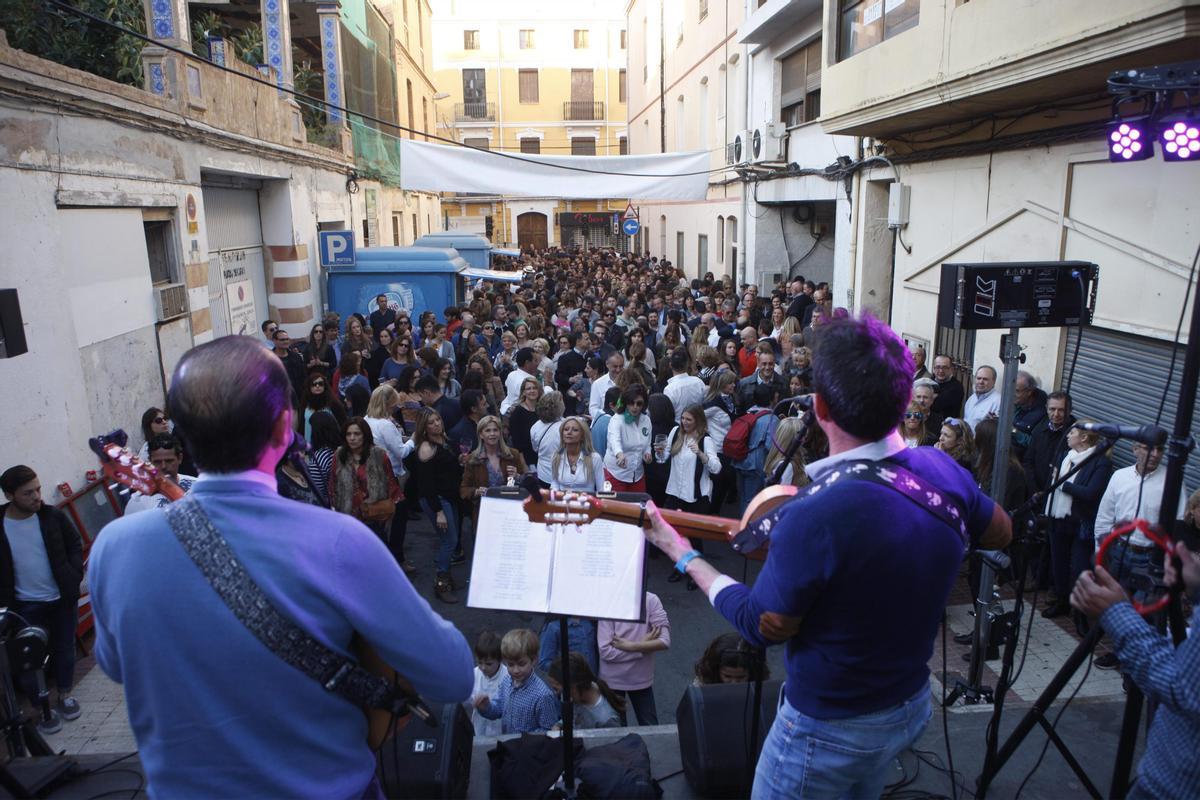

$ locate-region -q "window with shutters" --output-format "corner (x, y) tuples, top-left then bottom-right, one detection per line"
(571, 137), (596, 156)
(520, 138), (541, 154)
(519, 69), (539, 103)
(838, 0), (919, 60)
(574, 29), (589, 49)
(780, 39), (822, 128)
(618, 69), (627, 103)
(519, 29), (535, 49)
(620, 30), (627, 49)
(619, 138), (628, 155)
(464, 29), (479, 50)
(464, 137), (489, 150)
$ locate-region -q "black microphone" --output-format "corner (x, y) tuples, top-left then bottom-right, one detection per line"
(1075, 421), (1167, 447)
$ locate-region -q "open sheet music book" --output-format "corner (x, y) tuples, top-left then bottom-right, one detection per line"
(467, 495), (647, 622)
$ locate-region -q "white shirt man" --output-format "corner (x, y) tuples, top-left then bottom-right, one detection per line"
(963, 366), (1002, 430)
(1094, 443), (1184, 549)
(588, 354), (625, 418)
(663, 359), (706, 424)
(123, 437), (197, 514)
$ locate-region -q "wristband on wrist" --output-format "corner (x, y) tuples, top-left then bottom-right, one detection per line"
(675, 549), (702, 575)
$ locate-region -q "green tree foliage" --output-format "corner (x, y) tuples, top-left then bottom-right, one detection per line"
(0, 0), (146, 86)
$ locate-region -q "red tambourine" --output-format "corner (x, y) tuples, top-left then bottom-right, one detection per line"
(1096, 519), (1173, 615)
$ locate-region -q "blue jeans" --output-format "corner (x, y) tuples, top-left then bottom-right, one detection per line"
(736, 470), (766, 518)
(421, 497), (460, 573)
(752, 686), (931, 800)
(1104, 539), (1158, 603)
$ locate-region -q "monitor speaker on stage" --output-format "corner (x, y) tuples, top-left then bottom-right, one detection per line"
(676, 679), (783, 798)
(0, 289), (28, 358)
(377, 702), (474, 799)
(936, 261), (1098, 330)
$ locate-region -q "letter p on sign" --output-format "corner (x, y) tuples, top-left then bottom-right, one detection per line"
(319, 231), (356, 268)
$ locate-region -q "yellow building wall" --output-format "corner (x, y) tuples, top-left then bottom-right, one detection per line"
(429, 0), (628, 245)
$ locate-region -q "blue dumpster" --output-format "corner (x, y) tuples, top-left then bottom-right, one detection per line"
(326, 246), (466, 323)
(413, 232), (491, 268)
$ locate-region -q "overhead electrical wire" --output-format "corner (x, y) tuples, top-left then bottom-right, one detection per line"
(42, 0), (738, 180)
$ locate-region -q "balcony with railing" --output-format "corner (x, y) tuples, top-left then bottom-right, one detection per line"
(563, 101), (605, 121)
(455, 102), (496, 122)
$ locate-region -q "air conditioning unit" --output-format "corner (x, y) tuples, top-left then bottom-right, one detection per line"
(731, 130), (753, 165)
(751, 122), (786, 163)
(155, 282), (189, 321)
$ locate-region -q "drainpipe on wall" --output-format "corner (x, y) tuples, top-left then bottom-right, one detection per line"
(845, 136), (864, 311)
(738, 0), (751, 290)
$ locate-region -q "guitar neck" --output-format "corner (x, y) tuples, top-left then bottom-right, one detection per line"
(591, 498), (739, 544)
(157, 480), (187, 503)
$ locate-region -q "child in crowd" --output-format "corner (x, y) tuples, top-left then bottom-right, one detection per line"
(597, 591), (670, 725)
(465, 631), (507, 737)
(546, 652), (624, 730)
(474, 628), (559, 734)
(692, 632), (770, 685)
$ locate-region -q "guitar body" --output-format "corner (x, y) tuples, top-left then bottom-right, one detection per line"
(354, 635), (412, 750)
(89, 429), (416, 751)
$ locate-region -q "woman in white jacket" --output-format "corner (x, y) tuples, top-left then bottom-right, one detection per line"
(663, 404), (722, 514)
(663, 403), (720, 589)
(603, 384), (652, 492)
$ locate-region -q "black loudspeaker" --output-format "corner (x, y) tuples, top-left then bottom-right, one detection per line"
(676, 679), (783, 799)
(378, 702), (474, 799)
(0, 289), (28, 358)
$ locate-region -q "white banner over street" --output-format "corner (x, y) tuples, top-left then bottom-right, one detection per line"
(399, 139), (713, 200)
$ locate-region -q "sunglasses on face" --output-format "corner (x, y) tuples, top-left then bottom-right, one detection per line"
(154, 416), (168, 424)
(904, 412), (924, 420)
(311, 381), (326, 388)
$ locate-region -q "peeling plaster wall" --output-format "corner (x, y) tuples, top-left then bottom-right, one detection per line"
(0, 47), (356, 498)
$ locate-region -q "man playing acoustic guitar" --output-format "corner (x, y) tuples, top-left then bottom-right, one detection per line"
(643, 313), (1013, 799)
(89, 336), (474, 798)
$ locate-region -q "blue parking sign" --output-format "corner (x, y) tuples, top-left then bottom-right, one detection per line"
(318, 231), (355, 267)
(621, 218), (641, 236)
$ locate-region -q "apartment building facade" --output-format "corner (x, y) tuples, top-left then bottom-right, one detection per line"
(431, 0), (629, 249)
(820, 0), (1199, 472)
(626, 0), (746, 281)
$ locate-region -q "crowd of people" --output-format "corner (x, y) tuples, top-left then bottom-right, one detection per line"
(3, 245), (1198, 798)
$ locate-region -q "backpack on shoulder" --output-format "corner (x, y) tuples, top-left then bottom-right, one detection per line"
(723, 409), (770, 461)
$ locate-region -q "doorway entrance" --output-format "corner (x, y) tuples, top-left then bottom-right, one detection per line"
(517, 212), (548, 250)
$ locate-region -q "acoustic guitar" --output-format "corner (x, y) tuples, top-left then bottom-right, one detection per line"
(521, 484), (803, 559)
(88, 430), (421, 750)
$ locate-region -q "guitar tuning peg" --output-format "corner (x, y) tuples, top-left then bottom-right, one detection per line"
(108, 484), (119, 492)
(118, 488), (131, 496)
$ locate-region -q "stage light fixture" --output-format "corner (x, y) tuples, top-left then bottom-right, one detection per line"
(1159, 117), (1200, 161)
(1107, 118), (1154, 162)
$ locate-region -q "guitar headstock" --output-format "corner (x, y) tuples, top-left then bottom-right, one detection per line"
(523, 489), (603, 526)
(88, 429), (173, 499)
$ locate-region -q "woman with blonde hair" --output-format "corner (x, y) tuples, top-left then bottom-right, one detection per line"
(936, 417), (976, 472)
(549, 417), (605, 493)
(764, 416), (811, 488)
(507, 376), (542, 468)
(461, 415), (528, 504)
(900, 400), (937, 448)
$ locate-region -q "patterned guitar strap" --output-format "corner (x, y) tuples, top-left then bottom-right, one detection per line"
(731, 458), (970, 555)
(162, 497), (407, 718)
